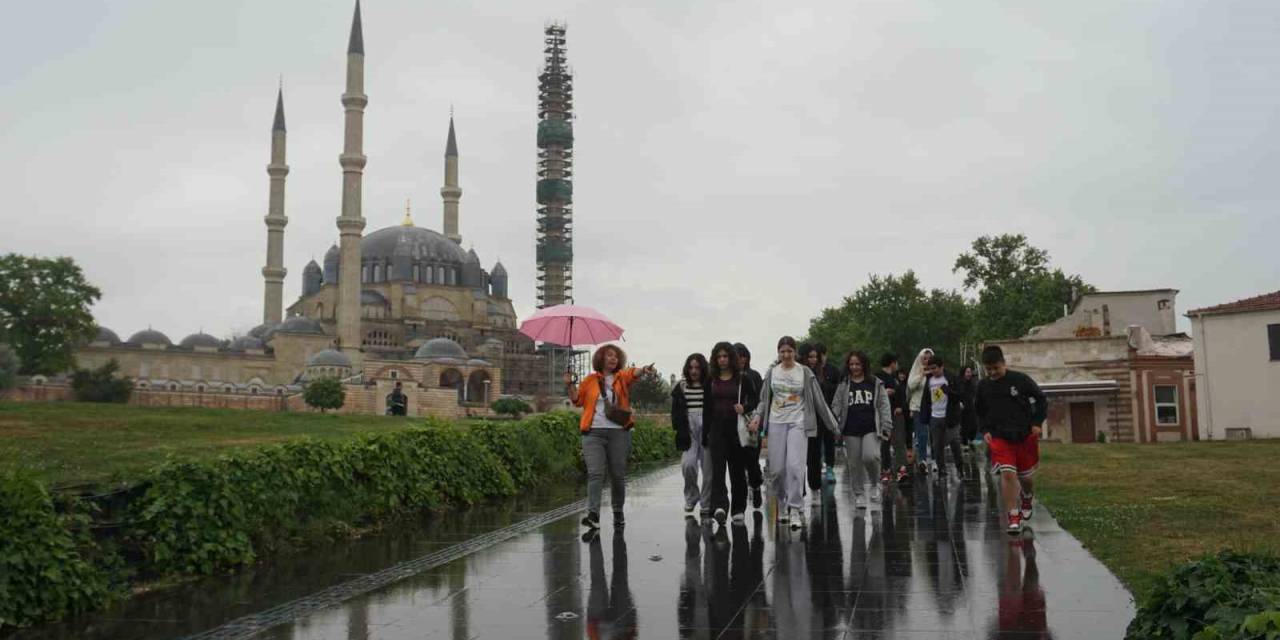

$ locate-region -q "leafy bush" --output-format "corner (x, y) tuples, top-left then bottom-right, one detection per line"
(1097, 431), (1108, 444)
(303, 377), (345, 412)
(0, 473), (112, 628)
(491, 397), (533, 419)
(70, 358), (132, 403)
(1127, 551), (1280, 640)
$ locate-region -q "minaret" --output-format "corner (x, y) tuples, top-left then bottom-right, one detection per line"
(535, 24), (574, 308)
(442, 115), (462, 244)
(336, 1), (367, 354)
(261, 86), (289, 325)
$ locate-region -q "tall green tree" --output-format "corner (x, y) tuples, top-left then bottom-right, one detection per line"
(69, 359), (132, 403)
(954, 234), (1092, 341)
(629, 369), (672, 412)
(0, 255), (101, 375)
(0, 344), (18, 391)
(806, 271), (972, 367)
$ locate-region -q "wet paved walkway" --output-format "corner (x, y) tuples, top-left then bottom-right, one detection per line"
(15, 456), (1135, 640)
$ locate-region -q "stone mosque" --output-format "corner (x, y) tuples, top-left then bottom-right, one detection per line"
(68, 3), (551, 416)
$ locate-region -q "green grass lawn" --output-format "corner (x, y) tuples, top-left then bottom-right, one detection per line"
(1037, 440), (1280, 601)
(0, 402), (421, 488)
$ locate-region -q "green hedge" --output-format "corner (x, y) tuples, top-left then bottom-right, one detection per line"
(0, 412), (677, 629)
(0, 473), (111, 628)
(1127, 551), (1280, 640)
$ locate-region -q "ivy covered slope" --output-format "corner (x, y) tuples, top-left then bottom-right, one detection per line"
(0, 412), (678, 629)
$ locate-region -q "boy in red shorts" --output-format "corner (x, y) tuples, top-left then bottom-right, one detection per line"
(976, 345), (1047, 535)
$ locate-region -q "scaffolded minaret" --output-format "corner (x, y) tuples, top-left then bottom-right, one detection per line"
(261, 86), (289, 325)
(535, 24), (574, 308)
(336, 0), (367, 354)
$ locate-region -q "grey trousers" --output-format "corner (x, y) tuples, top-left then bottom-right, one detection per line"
(929, 417), (961, 471)
(843, 432), (881, 493)
(583, 429), (632, 514)
(680, 412), (713, 510)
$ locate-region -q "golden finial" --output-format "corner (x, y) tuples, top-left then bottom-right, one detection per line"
(401, 198), (414, 226)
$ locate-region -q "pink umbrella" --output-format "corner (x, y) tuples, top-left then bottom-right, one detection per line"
(518, 304), (625, 347)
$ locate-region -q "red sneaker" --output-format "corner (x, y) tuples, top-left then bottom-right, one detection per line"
(1007, 511), (1022, 536)
(1020, 494), (1034, 520)
(896, 466), (909, 483)
(880, 470), (891, 484)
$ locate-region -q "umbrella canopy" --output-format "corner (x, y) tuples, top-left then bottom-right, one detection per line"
(518, 304), (624, 347)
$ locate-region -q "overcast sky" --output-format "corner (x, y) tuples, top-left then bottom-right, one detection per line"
(3, 0), (1278, 376)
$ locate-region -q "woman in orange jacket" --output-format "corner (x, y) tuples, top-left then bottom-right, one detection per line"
(564, 344), (656, 530)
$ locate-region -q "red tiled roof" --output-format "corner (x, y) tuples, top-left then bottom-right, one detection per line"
(1186, 290), (1280, 317)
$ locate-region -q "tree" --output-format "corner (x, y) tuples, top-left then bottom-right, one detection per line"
(0, 255), (102, 375)
(805, 271), (973, 368)
(491, 397), (534, 419)
(0, 344), (19, 391)
(303, 377), (345, 413)
(954, 234), (1093, 341)
(629, 369), (671, 412)
(70, 359), (132, 403)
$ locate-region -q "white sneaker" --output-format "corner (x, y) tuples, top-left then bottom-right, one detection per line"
(778, 510), (790, 524)
(929, 460), (939, 474)
(731, 512), (745, 525)
(854, 493), (867, 510)
(869, 485), (882, 507)
(790, 508), (803, 529)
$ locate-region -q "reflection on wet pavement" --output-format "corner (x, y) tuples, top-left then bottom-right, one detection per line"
(12, 457), (1135, 640)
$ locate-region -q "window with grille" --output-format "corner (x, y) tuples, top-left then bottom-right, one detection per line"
(1154, 385), (1179, 425)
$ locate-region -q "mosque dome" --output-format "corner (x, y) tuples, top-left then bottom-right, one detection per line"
(93, 327), (121, 345)
(227, 335), (265, 352)
(273, 316), (325, 336)
(179, 332), (223, 349)
(414, 337), (467, 361)
(127, 329), (172, 347)
(307, 349), (352, 367)
(492, 261), (507, 276)
(248, 323), (273, 338)
(361, 225), (468, 264)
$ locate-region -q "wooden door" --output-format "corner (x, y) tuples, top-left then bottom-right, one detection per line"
(1070, 402), (1097, 443)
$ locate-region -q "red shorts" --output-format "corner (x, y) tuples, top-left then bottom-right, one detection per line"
(989, 434), (1039, 478)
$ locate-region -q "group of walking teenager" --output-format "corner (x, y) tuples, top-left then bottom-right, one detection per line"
(566, 340), (1047, 537)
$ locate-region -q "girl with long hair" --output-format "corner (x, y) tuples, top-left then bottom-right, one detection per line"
(906, 347), (935, 474)
(705, 342), (759, 524)
(565, 344), (656, 529)
(751, 336), (840, 528)
(831, 351), (893, 509)
(672, 352), (712, 516)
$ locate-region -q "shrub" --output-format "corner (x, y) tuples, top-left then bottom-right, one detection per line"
(69, 358), (132, 403)
(1097, 431), (1108, 444)
(303, 377), (345, 412)
(0, 473), (112, 628)
(491, 397), (533, 419)
(1126, 551), (1280, 640)
(0, 343), (18, 391)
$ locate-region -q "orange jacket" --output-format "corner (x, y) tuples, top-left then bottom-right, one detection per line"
(571, 367), (639, 432)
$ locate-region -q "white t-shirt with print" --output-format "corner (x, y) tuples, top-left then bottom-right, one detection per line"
(591, 374), (623, 429)
(770, 364), (807, 425)
(929, 374), (949, 419)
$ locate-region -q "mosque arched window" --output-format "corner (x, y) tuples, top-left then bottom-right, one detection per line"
(413, 264), (420, 282)
(361, 265), (369, 283)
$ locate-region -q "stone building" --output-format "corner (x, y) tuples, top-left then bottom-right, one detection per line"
(57, 3), (550, 416)
(984, 289), (1198, 443)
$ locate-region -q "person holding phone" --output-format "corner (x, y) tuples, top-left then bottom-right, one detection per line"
(565, 345), (656, 530)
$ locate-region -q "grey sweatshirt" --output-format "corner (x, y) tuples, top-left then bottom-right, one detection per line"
(757, 362), (840, 438)
(831, 376), (893, 439)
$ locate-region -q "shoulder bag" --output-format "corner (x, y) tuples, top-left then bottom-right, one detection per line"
(598, 376), (632, 426)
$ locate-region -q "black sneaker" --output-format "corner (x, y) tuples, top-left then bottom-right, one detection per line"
(751, 487), (763, 510)
(713, 508), (727, 524)
(581, 511), (600, 529)
(613, 511), (625, 528)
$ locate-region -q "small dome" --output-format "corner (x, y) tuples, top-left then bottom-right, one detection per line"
(466, 248), (481, 264)
(248, 323), (272, 338)
(227, 336), (265, 352)
(304, 260), (321, 272)
(414, 337), (467, 360)
(492, 261), (507, 276)
(361, 289), (389, 306)
(307, 349), (352, 367)
(127, 328), (172, 346)
(179, 332), (222, 349)
(274, 316), (325, 335)
(93, 326), (121, 345)
(324, 244), (340, 259)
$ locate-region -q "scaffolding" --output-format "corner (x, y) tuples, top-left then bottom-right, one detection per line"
(536, 23), (574, 309)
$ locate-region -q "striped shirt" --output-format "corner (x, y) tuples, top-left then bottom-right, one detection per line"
(684, 384), (705, 412)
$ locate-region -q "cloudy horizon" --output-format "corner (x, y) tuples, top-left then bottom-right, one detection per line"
(3, 0), (1278, 376)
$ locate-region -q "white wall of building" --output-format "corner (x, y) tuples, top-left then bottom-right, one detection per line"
(1033, 291), (1178, 339)
(1192, 308), (1280, 439)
